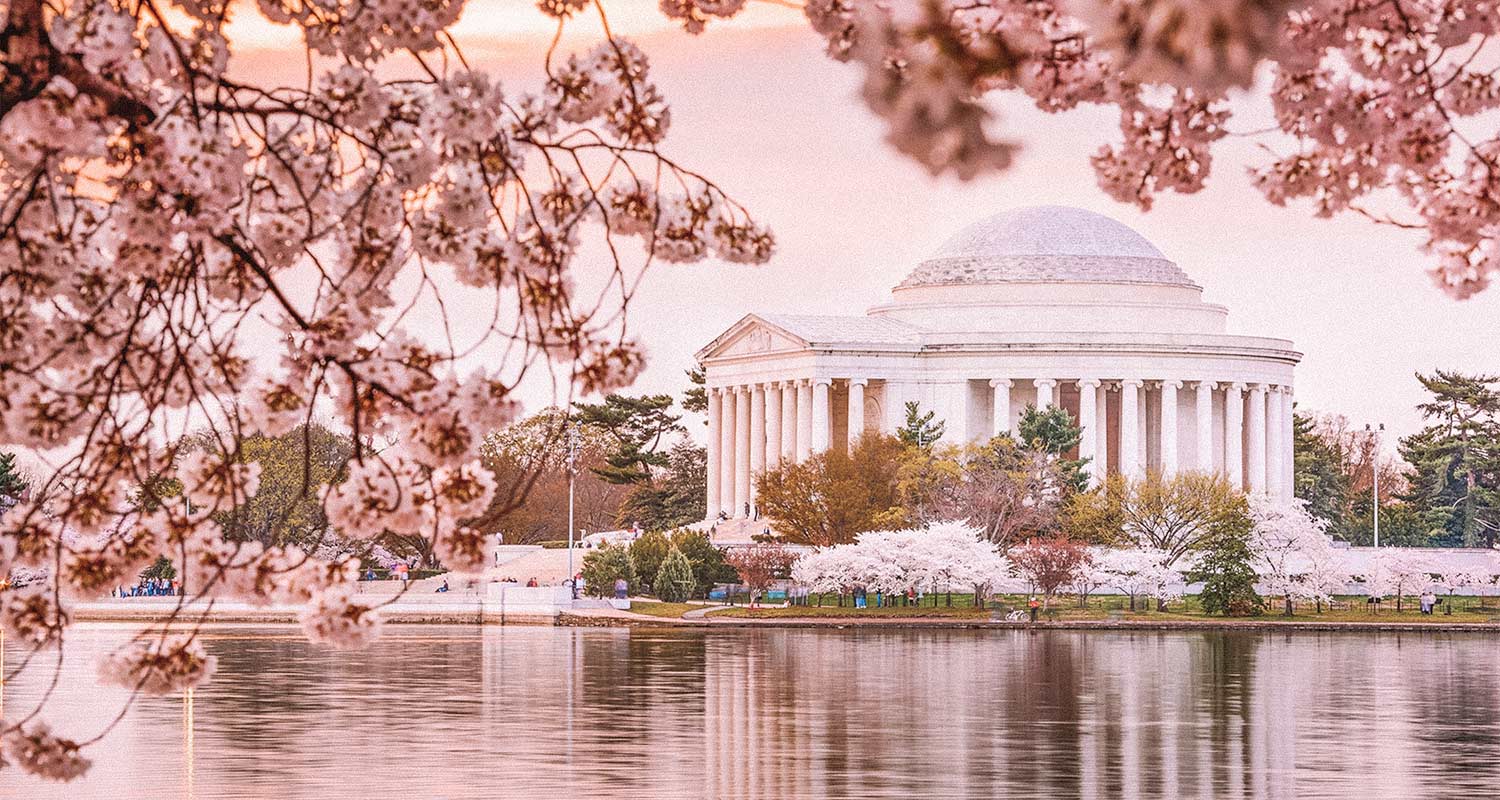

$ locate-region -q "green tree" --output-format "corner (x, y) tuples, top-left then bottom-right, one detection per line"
(682, 365), (707, 414)
(574, 394), (683, 485)
(1292, 410), (1350, 530)
(0, 451), (27, 513)
(616, 442), (707, 530)
(140, 555), (177, 582)
(1399, 371), (1500, 547)
(580, 544), (636, 598)
(628, 530), (672, 589)
(896, 401), (945, 449)
(1016, 403), (1090, 493)
(217, 423), (354, 549)
(669, 528), (736, 597)
(1187, 514), (1263, 616)
(653, 548), (696, 602)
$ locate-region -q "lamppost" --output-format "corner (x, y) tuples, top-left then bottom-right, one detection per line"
(566, 419), (579, 599)
(1366, 423), (1385, 547)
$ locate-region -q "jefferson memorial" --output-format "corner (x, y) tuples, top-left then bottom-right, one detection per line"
(696, 206), (1300, 520)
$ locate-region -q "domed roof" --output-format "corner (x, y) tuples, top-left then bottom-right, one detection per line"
(897, 205), (1196, 289)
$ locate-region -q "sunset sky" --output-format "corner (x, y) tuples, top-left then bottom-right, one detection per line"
(246, 1), (1500, 443)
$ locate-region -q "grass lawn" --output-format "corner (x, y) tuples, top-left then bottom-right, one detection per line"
(627, 601), (702, 619)
(711, 604), (989, 619)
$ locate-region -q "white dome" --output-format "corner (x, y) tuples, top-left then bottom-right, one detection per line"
(898, 205), (1196, 289)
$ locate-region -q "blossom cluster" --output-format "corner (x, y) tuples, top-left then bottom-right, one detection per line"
(0, 0), (772, 779)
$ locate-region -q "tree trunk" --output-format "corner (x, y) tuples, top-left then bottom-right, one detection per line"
(1283, 596), (1293, 616)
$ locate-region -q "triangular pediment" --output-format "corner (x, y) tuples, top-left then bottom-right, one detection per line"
(696, 315), (809, 361)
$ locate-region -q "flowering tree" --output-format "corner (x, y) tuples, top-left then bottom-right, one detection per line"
(1248, 496), (1336, 615)
(1007, 536), (1091, 609)
(1301, 542), (1352, 613)
(1096, 547), (1182, 611)
(0, 0), (774, 779)
(781, 0), (1500, 297)
(1365, 550), (1435, 612)
(724, 542), (795, 609)
(790, 523), (1010, 607)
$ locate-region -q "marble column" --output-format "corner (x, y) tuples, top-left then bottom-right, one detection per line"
(780, 381), (797, 463)
(1247, 383), (1268, 494)
(1195, 381), (1215, 474)
(706, 388), (722, 518)
(1225, 383), (1245, 489)
(1078, 379), (1102, 487)
(1096, 383), (1110, 479)
(847, 379), (867, 450)
(1282, 387), (1296, 499)
(1120, 379), (1143, 480)
(1265, 385), (1282, 498)
(764, 384), (782, 473)
(811, 379), (832, 454)
(796, 380), (813, 463)
(1035, 378), (1057, 410)
(735, 386), (751, 516)
(990, 379), (1012, 437)
(749, 384), (765, 511)
(1160, 380), (1181, 477)
(719, 388), (737, 517)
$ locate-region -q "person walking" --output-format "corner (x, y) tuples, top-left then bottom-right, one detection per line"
(614, 577), (628, 600)
(1028, 596), (1041, 623)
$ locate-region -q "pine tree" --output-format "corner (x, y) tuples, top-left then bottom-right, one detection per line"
(653, 548), (696, 602)
(1398, 371), (1500, 547)
(0, 451), (26, 514)
(1016, 403), (1090, 493)
(897, 401), (945, 449)
(1188, 516), (1263, 616)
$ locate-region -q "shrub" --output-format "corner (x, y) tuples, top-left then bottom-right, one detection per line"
(629, 530), (672, 589)
(580, 544), (635, 598)
(654, 548), (696, 602)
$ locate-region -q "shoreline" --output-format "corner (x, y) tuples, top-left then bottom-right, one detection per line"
(72, 601), (1500, 633)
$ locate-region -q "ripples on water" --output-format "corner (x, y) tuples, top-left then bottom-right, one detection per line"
(3, 624), (1497, 799)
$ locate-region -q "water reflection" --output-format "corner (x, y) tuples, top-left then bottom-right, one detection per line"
(4, 625), (1499, 798)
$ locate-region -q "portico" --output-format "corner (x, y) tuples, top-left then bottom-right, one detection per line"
(697, 206), (1301, 519)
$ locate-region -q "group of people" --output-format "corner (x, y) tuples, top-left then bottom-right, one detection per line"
(114, 578), (180, 597)
(1419, 590), (1443, 614)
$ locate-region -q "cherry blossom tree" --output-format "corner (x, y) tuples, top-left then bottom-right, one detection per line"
(796, 0), (1500, 297)
(1007, 536), (1090, 609)
(1301, 541), (1353, 613)
(724, 542), (795, 609)
(790, 522), (1011, 607)
(1365, 550), (1435, 612)
(0, 0), (773, 779)
(1248, 495), (1336, 615)
(1095, 547), (1182, 611)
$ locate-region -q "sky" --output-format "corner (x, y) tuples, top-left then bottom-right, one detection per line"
(238, 0), (1500, 445)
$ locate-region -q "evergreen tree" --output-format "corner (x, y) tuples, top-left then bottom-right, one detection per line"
(0, 451), (26, 514)
(1187, 515), (1263, 616)
(669, 528), (736, 596)
(653, 548), (696, 602)
(1398, 371), (1500, 547)
(1016, 403), (1090, 493)
(897, 401), (945, 449)
(574, 394), (683, 485)
(615, 442), (706, 529)
(682, 365), (707, 414)
(580, 544), (636, 598)
(1292, 411), (1350, 530)
(627, 530), (672, 589)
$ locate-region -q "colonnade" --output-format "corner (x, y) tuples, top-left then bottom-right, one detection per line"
(706, 377), (1295, 520)
(707, 380), (839, 520)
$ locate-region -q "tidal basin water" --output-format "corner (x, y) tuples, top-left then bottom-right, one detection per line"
(5, 624), (1500, 798)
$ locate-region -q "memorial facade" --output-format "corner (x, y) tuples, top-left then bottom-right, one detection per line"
(696, 205), (1301, 519)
